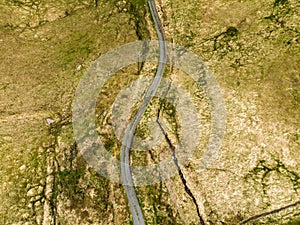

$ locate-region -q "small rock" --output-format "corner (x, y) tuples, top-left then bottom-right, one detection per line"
(76, 64), (82, 71)
(19, 165), (26, 172)
(46, 118), (55, 125)
(27, 186), (43, 197)
(27, 189), (35, 197)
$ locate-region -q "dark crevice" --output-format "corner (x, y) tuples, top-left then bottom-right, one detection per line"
(45, 121), (61, 225)
(43, 113), (73, 224)
(49, 171), (57, 225)
(156, 91), (205, 225)
(240, 200), (300, 224)
(137, 41), (150, 75)
(146, 131), (179, 224)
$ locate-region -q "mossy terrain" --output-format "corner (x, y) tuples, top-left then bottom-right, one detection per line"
(0, 0), (299, 224)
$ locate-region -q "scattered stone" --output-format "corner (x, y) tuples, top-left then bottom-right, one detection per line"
(27, 186), (43, 197)
(19, 165), (26, 172)
(46, 118), (55, 125)
(76, 64), (82, 71)
(26, 189), (36, 197)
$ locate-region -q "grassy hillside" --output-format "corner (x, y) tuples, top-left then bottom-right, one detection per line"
(0, 0), (299, 224)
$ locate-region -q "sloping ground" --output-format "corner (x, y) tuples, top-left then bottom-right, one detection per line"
(0, 1), (143, 224)
(159, 0), (300, 224)
(0, 0), (299, 224)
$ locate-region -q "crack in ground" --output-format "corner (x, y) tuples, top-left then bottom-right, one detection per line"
(156, 98), (205, 225)
(240, 200), (300, 224)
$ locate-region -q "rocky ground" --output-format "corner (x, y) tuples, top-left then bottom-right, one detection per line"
(0, 0), (299, 224)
